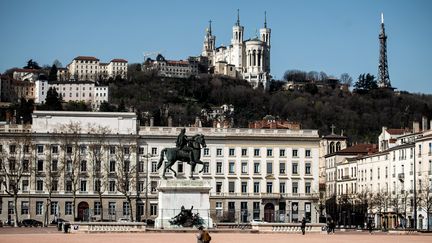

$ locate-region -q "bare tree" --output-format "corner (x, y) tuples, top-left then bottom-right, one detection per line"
(418, 177), (432, 231)
(88, 125), (111, 221)
(55, 121), (83, 220)
(0, 133), (34, 227)
(340, 73), (353, 87)
(42, 143), (61, 226)
(113, 137), (137, 221)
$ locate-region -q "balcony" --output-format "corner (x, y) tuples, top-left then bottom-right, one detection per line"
(398, 173), (405, 182)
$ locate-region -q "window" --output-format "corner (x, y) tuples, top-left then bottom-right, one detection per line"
(216, 202), (223, 216)
(36, 179), (43, 191)
(292, 163), (298, 175)
(9, 144), (16, 153)
(279, 162), (286, 174)
(65, 180), (72, 192)
(80, 180), (87, 192)
(109, 202), (116, 216)
(123, 146), (130, 155)
(229, 161), (235, 174)
(216, 182), (222, 193)
(229, 181), (235, 193)
(229, 148), (235, 156)
(216, 162), (222, 174)
(241, 182), (247, 193)
(22, 180), (29, 192)
(292, 181), (298, 193)
(51, 180), (58, 192)
(21, 201), (29, 215)
(267, 149), (273, 157)
(138, 161), (144, 173)
(138, 147), (144, 154)
(151, 147), (157, 155)
(241, 149), (247, 156)
(123, 202), (130, 216)
(110, 146), (115, 154)
(37, 160), (44, 172)
(94, 179), (101, 192)
(305, 149), (311, 157)
(66, 145), (72, 154)
(51, 145), (58, 154)
(280, 182), (286, 193)
(151, 181), (158, 193)
(254, 149), (260, 156)
(80, 160), (87, 172)
(94, 202), (101, 215)
(52, 160), (58, 172)
(254, 162), (260, 174)
(253, 182), (260, 193)
(50, 202), (58, 215)
(241, 162), (248, 174)
(37, 145), (44, 154)
(266, 162), (273, 174)
(216, 148), (222, 156)
(9, 159), (16, 171)
(150, 204), (157, 216)
(305, 182), (311, 194)
(151, 161), (158, 173)
(203, 148), (210, 156)
(253, 202), (260, 219)
(66, 160), (72, 173)
(266, 182), (273, 193)
(109, 181), (116, 192)
(109, 160), (116, 172)
(292, 149), (298, 157)
(203, 162), (209, 173)
(36, 201), (43, 215)
(22, 160), (29, 172)
(280, 149), (286, 157)
(305, 163), (311, 175)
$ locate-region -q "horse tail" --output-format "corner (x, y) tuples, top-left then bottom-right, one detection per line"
(157, 148), (167, 170)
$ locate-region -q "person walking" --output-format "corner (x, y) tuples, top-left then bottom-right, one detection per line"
(367, 221), (373, 234)
(196, 226), (211, 243)
(301, 217), (307, 235)
(330, 219), (335, 234)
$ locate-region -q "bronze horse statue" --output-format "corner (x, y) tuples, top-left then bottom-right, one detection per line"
(157, 134), (206, 179)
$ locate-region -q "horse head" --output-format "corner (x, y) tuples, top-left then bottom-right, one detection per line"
(192, 134), (206, 148)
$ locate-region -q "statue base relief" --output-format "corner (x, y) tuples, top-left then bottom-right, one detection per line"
(155, 179), (213, 229)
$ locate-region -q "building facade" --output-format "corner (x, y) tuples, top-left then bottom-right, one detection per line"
(0, 111), (321, 225)
(67, 56), (128, 81)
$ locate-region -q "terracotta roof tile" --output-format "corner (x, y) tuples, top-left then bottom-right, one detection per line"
(386, 128), (406, 135)
(337, 144), (377, 155)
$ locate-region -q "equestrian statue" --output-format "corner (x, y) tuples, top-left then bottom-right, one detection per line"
(157, 128), (207, 179)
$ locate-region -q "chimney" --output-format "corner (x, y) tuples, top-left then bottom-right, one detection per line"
(413, 121), (420, 133)
(150, 117), (154, 127)
(167, 116), (172, 127)
(422, 116), (428, 131)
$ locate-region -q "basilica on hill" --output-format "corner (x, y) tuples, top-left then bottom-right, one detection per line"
(202, 10), (271, 89)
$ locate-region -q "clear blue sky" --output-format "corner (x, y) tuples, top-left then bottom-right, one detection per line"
(1, 0), (431, 93)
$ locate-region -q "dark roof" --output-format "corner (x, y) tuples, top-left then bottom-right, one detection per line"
(48, 80), (94, 85)
(323, 134), (347, 139)
(110, 58), (128, 63)
(326, 144), (377, 158)
(74, 56), (99, 61)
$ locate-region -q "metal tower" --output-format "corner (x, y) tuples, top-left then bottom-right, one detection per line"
(378, 13), (391, 88)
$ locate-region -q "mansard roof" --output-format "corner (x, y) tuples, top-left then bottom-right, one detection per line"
(74, 56), (100, 61)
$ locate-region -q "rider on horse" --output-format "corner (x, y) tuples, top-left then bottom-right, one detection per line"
(176, 128), (194, 162)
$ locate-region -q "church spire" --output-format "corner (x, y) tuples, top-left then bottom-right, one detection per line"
(236, 9), (240, 26)
(264, 11), (267, 28)
(208, 20), (212, 34)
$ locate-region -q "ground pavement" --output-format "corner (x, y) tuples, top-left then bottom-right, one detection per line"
(0, 227), (431, 243)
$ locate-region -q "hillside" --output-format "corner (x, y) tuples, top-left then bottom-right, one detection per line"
(109, 73), (432, 143)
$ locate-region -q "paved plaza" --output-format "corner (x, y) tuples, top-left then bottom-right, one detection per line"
(1, 228), (432, 243)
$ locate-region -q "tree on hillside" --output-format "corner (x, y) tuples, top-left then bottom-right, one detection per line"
(15, 98), (34, 124)
(53, 59), (63, 68)
(23, 59), (41, 69)
(340, 73), (353, 87)
(354, 73), (377, 94)
(43, 87), (63, 110)
(48, 65), (58, 81)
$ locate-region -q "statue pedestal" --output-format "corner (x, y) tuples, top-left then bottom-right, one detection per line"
(155, 180), (213, 229)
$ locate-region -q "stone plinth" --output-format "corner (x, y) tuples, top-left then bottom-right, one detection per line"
(155, 180), (213, 229)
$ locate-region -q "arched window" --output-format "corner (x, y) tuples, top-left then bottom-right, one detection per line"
(336, 142), (341, 152)
(330, 142), (335, 154)
(252, 50), (256, 66)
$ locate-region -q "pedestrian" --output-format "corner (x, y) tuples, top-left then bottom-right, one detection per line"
(196, 226), (211, 243)
(330, 219), (335, 234)
(301, 217), (307, 235)
(326, 220), (331, 234)
(367, 221), (373, 234)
